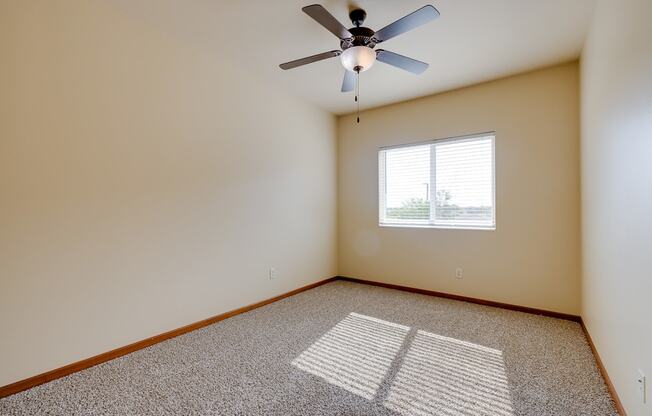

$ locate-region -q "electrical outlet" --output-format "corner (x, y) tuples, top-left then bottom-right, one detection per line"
(269, 268), (277, 280)
(455, 268), (463, 279)
(638, 369), (647, 404)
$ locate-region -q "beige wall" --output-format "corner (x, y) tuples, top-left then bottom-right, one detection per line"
(0, 2), (337, 386)
(581, 1), (652, 414)
(338, 63), (581, 315)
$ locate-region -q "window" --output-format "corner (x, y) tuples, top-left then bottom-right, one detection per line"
(379, 133), (495, 230)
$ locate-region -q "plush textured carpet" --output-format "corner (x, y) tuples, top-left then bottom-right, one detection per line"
(1, 281), (617, 415)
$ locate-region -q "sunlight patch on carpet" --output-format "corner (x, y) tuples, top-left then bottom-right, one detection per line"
(291, 312), (410, 399)
(383, 330), (514, 416)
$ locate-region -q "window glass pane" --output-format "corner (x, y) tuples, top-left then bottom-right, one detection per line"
(384, 144), (430, 222)
(434, 137), (494, 227)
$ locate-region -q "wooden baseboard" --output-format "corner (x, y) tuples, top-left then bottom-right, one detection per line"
(337, 276), (581, 322)
(580, 319), (626, 415)
(0, 276), (337, 398)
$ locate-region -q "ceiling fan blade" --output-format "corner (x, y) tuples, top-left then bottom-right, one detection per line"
(302, 4), (353, 40)
(279, 50), (341, 70)
(376, 50), (429, 74)
(373, 5), (440, 43)
(341, 70), (355, 92)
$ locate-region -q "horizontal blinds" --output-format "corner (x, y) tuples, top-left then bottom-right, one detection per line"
(382, 144), (431, 222)
(379, 134), (495, 229)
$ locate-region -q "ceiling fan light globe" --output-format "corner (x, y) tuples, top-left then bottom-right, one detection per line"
(340, 46), (376, 72)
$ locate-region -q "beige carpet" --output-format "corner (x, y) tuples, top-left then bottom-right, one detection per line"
(0, 280), (617, 415)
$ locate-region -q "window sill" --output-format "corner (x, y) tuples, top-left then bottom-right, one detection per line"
(379, 223), (496, 231)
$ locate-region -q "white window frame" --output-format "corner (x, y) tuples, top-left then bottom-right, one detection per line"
(379, 132), (496, 231)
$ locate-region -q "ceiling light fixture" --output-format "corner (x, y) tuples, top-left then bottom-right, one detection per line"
(340, 46), (376, 73)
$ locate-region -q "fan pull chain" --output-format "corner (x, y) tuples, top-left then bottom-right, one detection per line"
(355, 69), (360, 123)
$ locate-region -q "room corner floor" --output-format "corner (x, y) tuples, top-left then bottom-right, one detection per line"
(0, 281), (617, 415)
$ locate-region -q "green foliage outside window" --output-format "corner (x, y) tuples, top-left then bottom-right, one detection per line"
(386, 190), (491, 221)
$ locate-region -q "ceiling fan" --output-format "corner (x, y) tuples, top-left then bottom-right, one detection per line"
(279, 4), (440, 93)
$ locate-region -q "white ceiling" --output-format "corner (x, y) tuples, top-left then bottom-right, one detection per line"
(116, 0), (596, 115)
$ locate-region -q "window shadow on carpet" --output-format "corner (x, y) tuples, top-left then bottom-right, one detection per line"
(292, 312), (514, 416)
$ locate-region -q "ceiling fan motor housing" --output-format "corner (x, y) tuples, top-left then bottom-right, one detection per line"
(341, 26), (377, 50)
